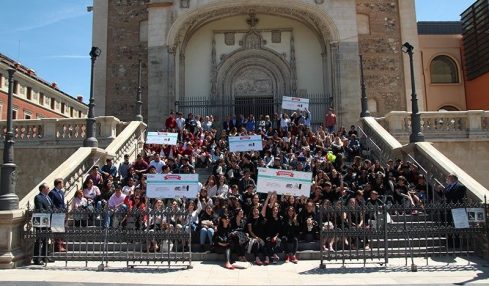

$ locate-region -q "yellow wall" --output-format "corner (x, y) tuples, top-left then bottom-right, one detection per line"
(419, 34), (467, 111)
(183, 14), (324, 99)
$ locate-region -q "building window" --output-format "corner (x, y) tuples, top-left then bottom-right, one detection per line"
(439, 105), (459, 111)
(430, 55), (459, 84)
(0, 74), (3, 88)
(12, 108), (17, 119)
(13, 80), (18, 94)
(39, 92), (44, 105)
(50, 98), (55, 110)
(27, 87), (32, 100)
(70, 106), (74, 117)
(78, 110), (82, 118)
(24, 110), (32, 119)
(61, 102), (65, 114)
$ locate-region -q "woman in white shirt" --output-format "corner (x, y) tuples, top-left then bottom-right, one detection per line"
(216, 175), (230, 198)
(82, 178), (101, 205)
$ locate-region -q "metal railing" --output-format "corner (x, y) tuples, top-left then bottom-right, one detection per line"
(319, 201), (488, 270)
(176, 93), (332, 130)
(24, 207), (193, 270)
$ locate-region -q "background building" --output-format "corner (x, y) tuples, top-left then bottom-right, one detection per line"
(461, 0), (489, 110)
(417, 21), (466, 111)
(0, 53), (87, 120)
(92, 0), (423, 129)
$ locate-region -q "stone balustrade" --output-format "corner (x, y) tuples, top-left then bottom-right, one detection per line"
(377, 110), (489, 143)
(19, 120), (146, 209)
(0, 116), (124, 148)
(359, 116), (489, 203)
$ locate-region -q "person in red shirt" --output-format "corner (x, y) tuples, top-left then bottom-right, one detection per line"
(324, 108), (337, 134)
(165, 111), (177, 131)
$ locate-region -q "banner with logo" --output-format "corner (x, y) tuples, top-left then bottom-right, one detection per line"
(146, 174), (199, 198)
(229, 135), (263, 152)
(146, 132), (178, 145)
(256, 167), (313, 197)
(281, 96), (309, 111)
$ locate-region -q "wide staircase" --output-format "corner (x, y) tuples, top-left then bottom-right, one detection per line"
(17, 115), (489, 267)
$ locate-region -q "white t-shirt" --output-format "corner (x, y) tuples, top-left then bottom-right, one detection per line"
(176, 117), (186, 130)
(150, 160), (166, 173)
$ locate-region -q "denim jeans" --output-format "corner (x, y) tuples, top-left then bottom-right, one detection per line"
(199, 227), (214, 245)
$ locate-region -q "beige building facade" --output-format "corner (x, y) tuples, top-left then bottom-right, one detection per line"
(92, 0), (423, 130)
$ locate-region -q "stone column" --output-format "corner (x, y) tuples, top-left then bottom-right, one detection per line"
(147, 1), (174, 130)
(0, 210), (29, 268)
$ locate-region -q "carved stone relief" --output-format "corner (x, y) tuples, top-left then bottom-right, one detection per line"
(271, 30), (281, 43)
(224, 33), (235, 46)
(233, 68), (273, 97)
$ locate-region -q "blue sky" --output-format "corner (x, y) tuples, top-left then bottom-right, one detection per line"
(0, 0), (477, 102)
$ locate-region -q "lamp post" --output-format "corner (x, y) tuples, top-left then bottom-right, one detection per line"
(359, 55), (370, 117)
(83, 47), (101, 148)
(135, 60), (143, 121)
(401, 42), (424, 143)
(0, 69), (19, 210)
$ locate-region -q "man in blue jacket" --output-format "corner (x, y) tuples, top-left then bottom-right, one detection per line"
(49, 178), (67, 252)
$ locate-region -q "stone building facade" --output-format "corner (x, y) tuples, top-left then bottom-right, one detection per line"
(93, 0), (423, 130)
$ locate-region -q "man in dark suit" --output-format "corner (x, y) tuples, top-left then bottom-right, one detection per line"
(439, 174), (466, 204)
(33, 183), (52, 265)
(49, 178), (66, 252)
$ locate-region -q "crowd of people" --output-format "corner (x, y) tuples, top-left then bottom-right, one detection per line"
(33, 109), (466, 268)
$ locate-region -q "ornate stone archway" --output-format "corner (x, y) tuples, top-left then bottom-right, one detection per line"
(214, 28), (293, 101)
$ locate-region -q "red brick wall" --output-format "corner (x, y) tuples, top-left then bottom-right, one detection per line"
(0, 91), (63, 120)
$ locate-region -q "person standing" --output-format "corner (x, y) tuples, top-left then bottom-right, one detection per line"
(438, 174), (466, 204)
(33, 183), (53, 265)
(324, 108), (337, 134)
(165, 111), (177, 131)
(49, 178), (67, 252)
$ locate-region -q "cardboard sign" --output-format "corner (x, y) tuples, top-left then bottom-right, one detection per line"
(146, 174), (199, 198)
(229, 135), (263, 152)
(256, 167), (312, 197)
(146, 132), (178, 145)
(282, 96), (310, 111)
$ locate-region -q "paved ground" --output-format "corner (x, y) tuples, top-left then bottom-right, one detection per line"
(2, 257), (489, 285)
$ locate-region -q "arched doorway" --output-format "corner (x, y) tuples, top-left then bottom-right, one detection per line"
(214, 26), (293, 117)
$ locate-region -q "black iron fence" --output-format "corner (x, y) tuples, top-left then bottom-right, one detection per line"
(175, 93), (333, 130)
(24, 207), (193, 270)
(319, 201), (488, 270)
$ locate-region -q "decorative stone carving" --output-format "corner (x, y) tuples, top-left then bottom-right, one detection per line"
(211, 38), (218, 97)
(224, 32), (235, 46)
(180, 0), (189, 8)
(173, 4), (336, 54)
(233, 68), (273, 97)
(290, 34), (297, 96)
(271, 30), (281, 43)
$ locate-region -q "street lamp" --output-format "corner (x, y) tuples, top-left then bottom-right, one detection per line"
(83, 47), (101, 148)
(0, 69), (19, 210)
(359, 55), (370, 117)
(401, 42), (424, 143)
(135, 60), (143, 121)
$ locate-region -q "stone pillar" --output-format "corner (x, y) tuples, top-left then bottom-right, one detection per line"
(92, 0), (109, 117)
(337, 41), (362, 128)
(0, 209), (29, 268)
(467, 110), (484, 139)
(147, 0), (174, 130)
(398, 0), (425, 111)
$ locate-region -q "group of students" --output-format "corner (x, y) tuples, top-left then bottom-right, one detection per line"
(33, 109), (466, 268)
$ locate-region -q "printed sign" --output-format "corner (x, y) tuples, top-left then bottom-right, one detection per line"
(146, 174), (199, 198)
(256, 167), (313, 197)
(281, 96), (310, 111)
(51, 213), (66, 233)
(32, 213), (51, 228)
(451, 208), (470, 229)
(466, 208), (486, 223)
(229, 135), (263, 152)
(146, 132), (178, 145)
